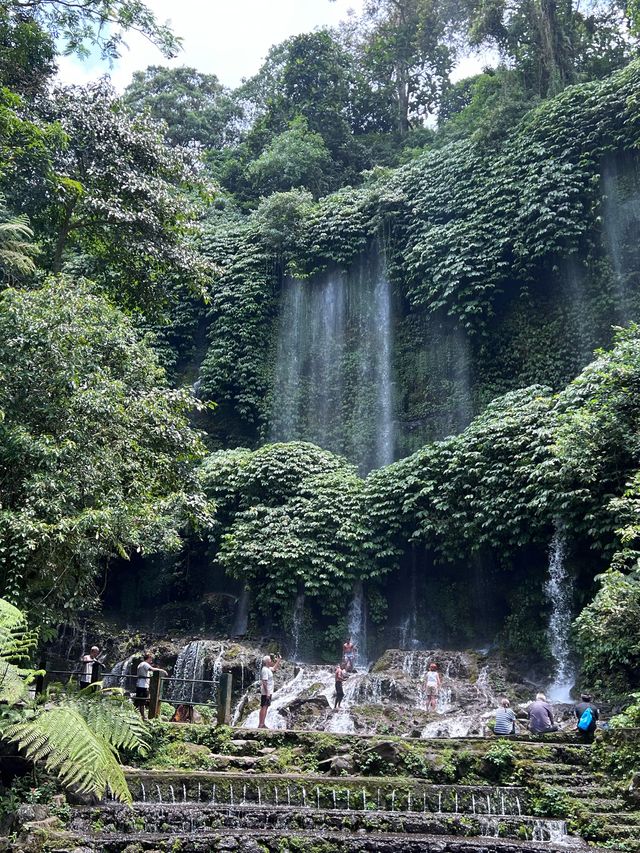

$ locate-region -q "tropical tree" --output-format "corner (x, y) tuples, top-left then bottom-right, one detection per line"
(0, 278), (210, 624)
(15, 80), (214, 311)
(246, 117), (335, 197)
(358, 0), (455, 133)
(123, 65), (239, 149)
(0, 0), (180, 60)
(0, 597), (148, 803)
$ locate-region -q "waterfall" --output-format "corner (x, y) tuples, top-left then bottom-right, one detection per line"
(545, 532), (575, 702)
(347, 581), (368, 670)
(290, 589), (305, 661)
(601, 158), (640, 322)
(169, 640), (206, 704)
(103, 653), (136, 691)
(232, 587), (250, 638)
(270, 249), (394, 473)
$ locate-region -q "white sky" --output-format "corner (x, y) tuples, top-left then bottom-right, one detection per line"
(57, 0), (367, 90)
(56, 0), (484, 92)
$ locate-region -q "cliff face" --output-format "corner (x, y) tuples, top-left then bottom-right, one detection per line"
(99, 63), (640, 676)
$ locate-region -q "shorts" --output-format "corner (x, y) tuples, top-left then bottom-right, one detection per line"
(135, 686), (149, 700)
(335, 682), (344, 700)
(426, 685), (438, 697)
(260, 694), (271, 708)
(79, 679), (91, 689)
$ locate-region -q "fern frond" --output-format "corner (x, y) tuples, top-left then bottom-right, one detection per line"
(0, 660), (33, 704)
(75, 690), (149, 756)
(5, 705), (132, 803)
(0, 597), (37, 665)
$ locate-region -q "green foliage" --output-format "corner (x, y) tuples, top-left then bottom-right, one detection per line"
(0, 598), (38, 704)
(18, 80), (215, 310)
(609, 692), (640, 728)
(0, 278), (209, 621)
(123, 65), (239, 149)
(201, 442), (373, 615)
(0, 597), (148, 804)
(3, 0), (181, 61)
(575, 568), (640, 695)
(198, 225), (276, 444)
(483, 741), (516, 782)
(366, 386), (556, 568)
(0, 194), (36, 281)
(246, 117), (334, 198)
(0, 9), (56, 96)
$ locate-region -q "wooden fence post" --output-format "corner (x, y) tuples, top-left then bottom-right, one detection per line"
(217, 672), (232, 726)
(148, 671), (162, 720)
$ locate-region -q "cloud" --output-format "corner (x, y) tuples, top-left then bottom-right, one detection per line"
(56, 0), (364, 91)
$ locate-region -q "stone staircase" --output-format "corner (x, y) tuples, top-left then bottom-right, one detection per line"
(11, 729), (640, 852)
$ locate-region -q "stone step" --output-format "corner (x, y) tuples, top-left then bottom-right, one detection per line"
(55, 824), (590, 853)
(68, 802), (574, 843)
(602, 813), (640, 825)
(570, 796), (627, 812)
(124, 769), (529, 814)
(535, 772), (607, 786)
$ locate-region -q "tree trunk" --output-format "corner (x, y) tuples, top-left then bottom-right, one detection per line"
(52, 200), (76, 273)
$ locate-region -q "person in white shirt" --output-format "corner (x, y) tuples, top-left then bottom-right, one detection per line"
(135, 653), (168, 719)
(79, 646), (101, 688)
(258, 653), (281, 729)
(424, 662), (442, 711)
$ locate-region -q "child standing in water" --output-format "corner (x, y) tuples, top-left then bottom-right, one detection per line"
(424, 662), (441, 711)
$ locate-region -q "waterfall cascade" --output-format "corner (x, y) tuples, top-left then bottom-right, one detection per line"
(231, 587), (250, 638)
(270, 249), (394, 473)
(545, 532), (575, 702)
(346, 581), (368, 670)
(601, 157), (640, 321)
(290, 589), (305, 661)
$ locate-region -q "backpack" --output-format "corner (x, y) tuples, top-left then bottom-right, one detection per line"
(577, 706), (594, 731)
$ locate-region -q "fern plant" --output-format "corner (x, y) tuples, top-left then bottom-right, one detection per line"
(0, 199), (37, 282)
(0, 597), (148, 803)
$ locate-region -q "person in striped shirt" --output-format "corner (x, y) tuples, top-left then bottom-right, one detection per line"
(493, 697), (518, 735)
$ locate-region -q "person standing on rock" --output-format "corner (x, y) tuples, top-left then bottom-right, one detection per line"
(574, 693), (599, 742)
(334, 663), (349, 710)
(258, 653), (280, 729)
(342, 638), (356, 672)
(425, 663), (442, 711)
(135, 653), (168, 720)
(528, 692), (559, 734)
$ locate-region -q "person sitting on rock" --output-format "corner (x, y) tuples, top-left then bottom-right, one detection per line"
(258, 653), (280, 729)
(334, 663), (349, 710)
(342, 638), (357, 672)
(424, 662), (442, 711)
(528, 692), (559, 734)
(574, 692), (599, 742)
(493, 697), (518, 736)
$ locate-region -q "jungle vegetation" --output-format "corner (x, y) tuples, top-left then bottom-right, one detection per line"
(0, 0), (639, 701)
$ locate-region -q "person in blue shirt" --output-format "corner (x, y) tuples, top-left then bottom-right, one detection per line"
(574, 693), (599, 742)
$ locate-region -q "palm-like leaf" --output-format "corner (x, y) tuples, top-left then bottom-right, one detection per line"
(5, 702), (135, 803)
(0, 598), (147, 803)
(75, 690), (149, 756)
(0, 598), (38, 703)
(0, 660), (34, 704)
(0, 203), (36, 280)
